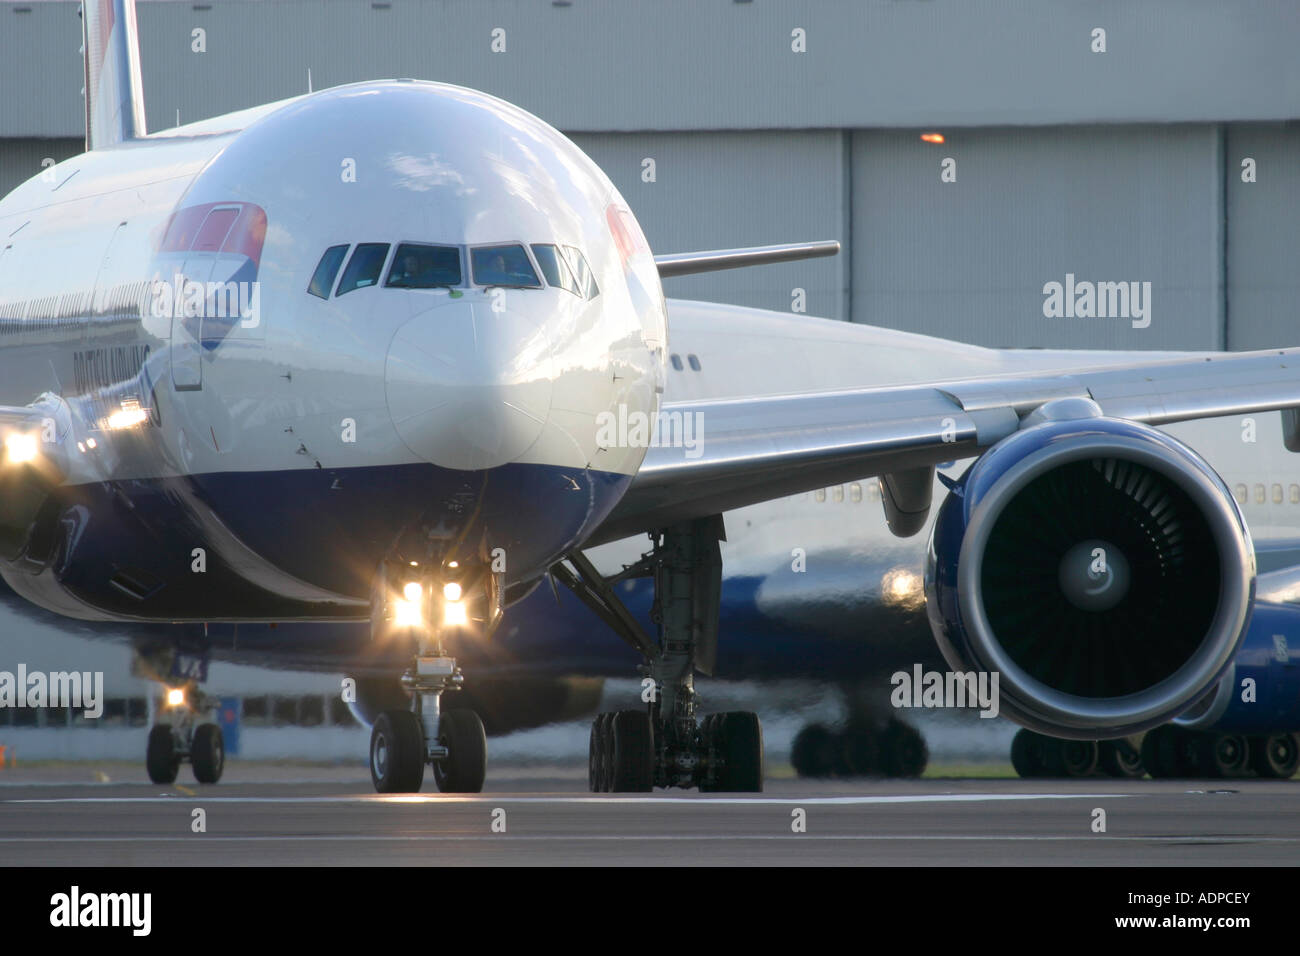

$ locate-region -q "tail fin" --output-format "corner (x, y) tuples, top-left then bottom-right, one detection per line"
(81, 0), (147, 149)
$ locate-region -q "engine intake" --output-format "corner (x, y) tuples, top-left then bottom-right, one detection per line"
(925, 417), (1254, 738)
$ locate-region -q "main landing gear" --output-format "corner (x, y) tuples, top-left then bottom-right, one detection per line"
(1009, 727), (1300, 779)
(555, 516), (764, 792)
(368, 559), (494, 794)
(1009, 729), (1142, 779)
(1140, 725), (1299, 779)
(791, 716), (928, 778)
(145, 684), (226, 785)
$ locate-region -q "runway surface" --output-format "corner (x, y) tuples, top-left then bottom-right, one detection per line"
(1, 764), (1297, 865)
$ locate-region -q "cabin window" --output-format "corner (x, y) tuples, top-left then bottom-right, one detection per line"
(386, 243), (462, 288)
(307, 244), (350, 299)
(687, 354), (702, 371)
(563, 246), (599, 299)
(530, 244), (581, 295)
(670, 354), (683, 371)
(335, 243), (390, 295)
(470, 244), (541, 288)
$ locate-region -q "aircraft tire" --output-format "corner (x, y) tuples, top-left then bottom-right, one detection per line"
(1098, 739), (1144, 778)
(434, 709), (487, 793)
(370, 710), (425, 793)
(1251, 733), (1300, 779)
(191, 723), (225, 784)
(713, 711), (764, 792)
(146, 725), (180, 785)
(608, 710), (654, 792)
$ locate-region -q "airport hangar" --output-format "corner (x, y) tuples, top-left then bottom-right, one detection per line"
(0, 0), (1297, 355)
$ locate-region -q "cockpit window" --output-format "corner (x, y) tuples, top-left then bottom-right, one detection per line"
(386, 243), (462, 288)
(530, 244), (581, 296)
(563, 246), (599, 299)
(307, 244), (350, 299)
(335, 243), (390, 295)
(470, 244), (541, 288)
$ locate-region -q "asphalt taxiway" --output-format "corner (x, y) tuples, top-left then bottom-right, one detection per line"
(0, 765), (1296, 865)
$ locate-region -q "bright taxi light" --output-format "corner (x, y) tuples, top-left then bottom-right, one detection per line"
(443, 582), (462, 602)
(402, 581), (423, 603)
(444, 601), (469, 628)
(4, 432), (39, 464)
(920, 132), (945, 144)
(106, 404), (149, 430)
(166, 687), (186, 708)
(394, 601), (422, 628)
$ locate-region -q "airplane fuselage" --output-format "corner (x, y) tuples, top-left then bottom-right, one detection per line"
(0, 81), (667, 622)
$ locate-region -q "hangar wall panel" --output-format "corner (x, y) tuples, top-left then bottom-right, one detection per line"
(571, 131), (848, 319)
(2, 1), (1299, 139)
(1225, 124), (1300, 351)
(850, 125), (1224, 350)
(0, 139), (82, 203)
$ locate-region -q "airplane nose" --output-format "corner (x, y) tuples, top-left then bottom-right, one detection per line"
(385, 299), (553, 471)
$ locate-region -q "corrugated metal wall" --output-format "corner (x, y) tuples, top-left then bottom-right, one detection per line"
(851, 126), (1226, 349)
(572, 131), (849, 320)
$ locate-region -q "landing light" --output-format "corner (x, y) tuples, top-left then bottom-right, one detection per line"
(3, 432), (39, 465)
(443, 582), (462, 602)
(444, 601), (468, 628)
(393, 601), (422, 627)
(166, 687), (186, 708)
(402, 581), (423, 603)
(106, 402), (148, 430)
(920, 132), (945, 144)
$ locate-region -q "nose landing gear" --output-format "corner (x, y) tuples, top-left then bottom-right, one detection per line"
(144, 684), (226, 785)
(368, 561), (493, 794)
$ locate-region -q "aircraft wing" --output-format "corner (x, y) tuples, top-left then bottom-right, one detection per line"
(591, 346), (1300, 544)
(0, 405), (46, 428)
(655, 241), (840, 278)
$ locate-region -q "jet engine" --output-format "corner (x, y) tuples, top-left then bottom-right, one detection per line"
(925, 409), (1254, 739)
(1174, 600), (1300, 735)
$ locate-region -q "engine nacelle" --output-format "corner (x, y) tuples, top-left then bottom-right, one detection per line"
(1174, 600), (1300, 734)
(925, 415), (1255, 739)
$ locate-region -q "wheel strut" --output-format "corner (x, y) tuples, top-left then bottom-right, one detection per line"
(563, 516), (764, 793)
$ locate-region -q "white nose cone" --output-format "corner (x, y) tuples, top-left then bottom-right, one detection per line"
(385, 299), (553, 471)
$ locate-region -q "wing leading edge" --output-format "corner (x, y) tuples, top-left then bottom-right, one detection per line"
(654, 241), (840, 279)
(591, 347), (1300, 545)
